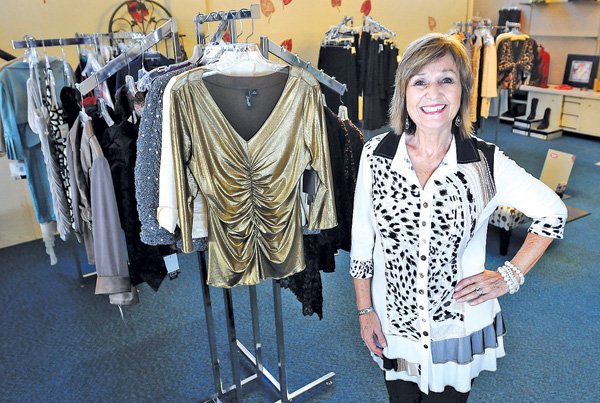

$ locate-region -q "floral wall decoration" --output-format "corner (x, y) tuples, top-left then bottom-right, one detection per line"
(282, 0), (293, 7)
(331, 0), (342, 10)
(280, 38), (293, 51)
(127, 1), (150, 24)
(428, 16), (437, 31)
(261, 0), (276, 22)
(360, 0), (371, 16)
(223, 30), (231, 43)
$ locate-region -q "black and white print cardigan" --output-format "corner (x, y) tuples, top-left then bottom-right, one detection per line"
(350, 131), (566, 393)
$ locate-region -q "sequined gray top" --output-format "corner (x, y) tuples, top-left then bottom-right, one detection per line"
(134, 66), (207, 251)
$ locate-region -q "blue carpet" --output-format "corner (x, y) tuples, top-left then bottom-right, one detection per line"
(1, 120), (598, 402)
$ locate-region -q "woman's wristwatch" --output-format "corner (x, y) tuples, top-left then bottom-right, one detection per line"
(358, 306), (374, 316)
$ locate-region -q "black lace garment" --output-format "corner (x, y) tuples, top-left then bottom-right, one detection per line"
(280, 106), (364, 318)
(95, 86), (169, 291)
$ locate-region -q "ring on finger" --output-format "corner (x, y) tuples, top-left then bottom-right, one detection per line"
(475, 287), (484, 296)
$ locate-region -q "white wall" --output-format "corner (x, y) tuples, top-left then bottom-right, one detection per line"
(0, 159), (42, 248)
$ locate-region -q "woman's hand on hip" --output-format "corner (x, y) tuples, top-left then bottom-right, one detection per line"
(453, 269), (509, 305)
(359, 311), (387, 358)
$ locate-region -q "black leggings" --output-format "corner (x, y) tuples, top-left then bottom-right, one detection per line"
(385, 379), (470, 403)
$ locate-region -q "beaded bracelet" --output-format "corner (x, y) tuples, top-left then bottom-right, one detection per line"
(504, 261), (525, 286)
(498, 265), (519, 294)
(505, 266), (520, 292)
(498, 266), (518, 294)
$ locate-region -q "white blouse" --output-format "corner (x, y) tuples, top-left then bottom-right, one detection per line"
(350, 131), (566, 393)
(157, 73), (208, 238)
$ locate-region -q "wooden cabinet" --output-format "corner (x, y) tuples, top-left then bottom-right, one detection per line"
(521, 85), (600, 138)
(579, 99), (600, 136)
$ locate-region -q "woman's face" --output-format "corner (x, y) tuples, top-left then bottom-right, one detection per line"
(405, 52), (462, 135)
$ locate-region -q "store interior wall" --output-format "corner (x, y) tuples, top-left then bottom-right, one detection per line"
(0, 1), (471, 70)
(0, 0), (469, 248)
(4, 1), (599, 247)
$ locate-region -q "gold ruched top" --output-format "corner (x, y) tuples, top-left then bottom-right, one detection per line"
(169, 66), (337, 287)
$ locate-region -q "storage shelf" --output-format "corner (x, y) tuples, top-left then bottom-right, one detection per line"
(520, 0), (599, 4)
(529, 34), (599, 39)
(521, 85), (600, 138)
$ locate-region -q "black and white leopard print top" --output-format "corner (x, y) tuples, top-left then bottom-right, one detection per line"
(350, 131), (566, 347)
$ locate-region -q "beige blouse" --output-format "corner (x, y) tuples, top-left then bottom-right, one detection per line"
(169, 66), (337, 287)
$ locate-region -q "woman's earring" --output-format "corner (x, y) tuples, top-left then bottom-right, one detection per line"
(404, 116), (410, 131)
(454, 115), (463, 127)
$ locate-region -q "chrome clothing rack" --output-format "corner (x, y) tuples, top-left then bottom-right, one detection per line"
(193, 6), (337, 402)
(76, 18), (179, 96)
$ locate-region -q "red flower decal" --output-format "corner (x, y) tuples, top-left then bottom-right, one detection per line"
(282, 0), (292, 5)
(280, 39), (293, 51)
(261, 0), (276, 18)
(332, 0), (342, 8)
(360, 0), (371, 16)
(127, 1), (149, 24)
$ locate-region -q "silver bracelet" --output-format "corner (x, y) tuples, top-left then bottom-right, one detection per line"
(505, 261), (525, 286)
(498, 265), (519, 294)
(358, 306), (375, 316)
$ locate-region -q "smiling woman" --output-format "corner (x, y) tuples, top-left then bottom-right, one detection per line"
(389, 33), (473, 141)
(350, 33), (567, 402)
(405, 54), (461, 136)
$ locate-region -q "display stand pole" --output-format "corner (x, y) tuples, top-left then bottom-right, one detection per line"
(197, 249), (335, 402)
(197, 252), (226, 398)
(223, 287), (243, 401)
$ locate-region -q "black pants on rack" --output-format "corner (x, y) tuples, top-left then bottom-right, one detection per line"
(385, 379), (470, 403)
(317, 45), (359, 123)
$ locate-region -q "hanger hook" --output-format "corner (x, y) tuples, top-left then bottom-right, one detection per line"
(125, 48), (131, 77)
(246, 17), (255, 44)
(41, 39), (48, 64)
(93, 34), (99, 54)
(236, 15), (244, 42)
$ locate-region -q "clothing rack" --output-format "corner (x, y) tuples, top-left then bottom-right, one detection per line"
(208, 20), (230, 44)
(450, 18), (518, 35)
(82, 32), (146, 40)
(322, 16), (358, 49)
(325, 16), (357, 39)
(11, 32), (144, 49)
(76, 18), (180, 96)
(493, 22), (528, 145)
(505, 21), (522, 34)
(191, 8), (336, 403)
(9, 34), (101, 280)
(450, 19), (517, 141)
(263, 37), (347, 96)
(13, 36), (97, 49)
(336, 15), (354, 28)
(194, 4), (261, 45)
(363, 16), (396, 37)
